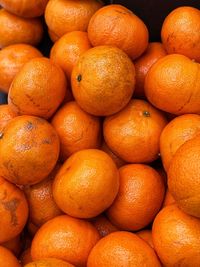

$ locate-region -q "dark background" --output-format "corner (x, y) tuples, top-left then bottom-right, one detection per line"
(0, 0), (199, 104)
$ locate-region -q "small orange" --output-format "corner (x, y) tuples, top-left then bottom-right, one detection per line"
(45, 0), (103, 39)
(8, 57), (67, 119)
(134, 42), (166, 98)
(87, 231), (161, 267)
(0, 246), (21, 267)
(136, 230), (153, 248)
(0, 0), (49, 18)
(71, 46), (135, 116)
(160, 114), (200, 171)
(53, 149), (119, 218)
(103, 99), (167, 163)
(31, 215), (100, 266)
(0, 115), (60, 185)
(0, 9), (43, 48)
(0, 176), (28, 243)
(24, 164), (63, 227)
(107, 164), (165, 231)
(0, 44), (42, 93)
(0, 104), (16, 131)
(168, 135), (200, 218)
(162, 189), (175, 207)
(145, 54), (200, 115)
(51, 101), (101, 161)
(88, 4), (149, 60)
(2, 235), (22, 256)
(50, 31), (92, 81)
(25, 258), (74, 267)
(100, 142), (125, 168)
(161, 6), (200, 62)
(92, 215), (119, 238)
(152, 204), (200, 266)
(20, 248), (33, 266)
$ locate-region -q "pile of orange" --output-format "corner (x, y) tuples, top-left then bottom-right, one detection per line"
(0, 1), (200, 266)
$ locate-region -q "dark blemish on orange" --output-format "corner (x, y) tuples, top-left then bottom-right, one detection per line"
(77, 74), (82, 82)
(0, 132), (4, 139)
(42, 138), (51, 144)
(143, 111), (150, 117)
(26, 121), (35, 130)
(1, 198), (20, 226)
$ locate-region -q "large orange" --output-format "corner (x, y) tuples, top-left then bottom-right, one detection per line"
(107, 164), (165, 231)
(161, 6), (200, 62)
(31, 215), (100, 266)
(0, 0), (49, 18)
(88, 4), (149, 60)
(145, 54), (200, 115)
(0, 176), (28, 243)
(134, 42), (166, 98)
(50, 31), (92, 81)
(152, 204), (200, 266)
(103, 99), (167, 163)
(0, 44), (42, 93)
(8, 57), (67, 119)
(51, 101), (101, 161)
(53, 149), (119, 218)
(0, 104), (16, 132)
(45, 0), (103, 39)
(168, 135), (200, 218)
(92, 215), (119, 238)
(25, 258), (74, 267)
(0, 9), (43, 48)
(87, 231), (161, 267)
(0, 246), (21, 267)
(160, 114), (200, 171)
(0, 115), (60, 185)
(71, 46), (135, 116)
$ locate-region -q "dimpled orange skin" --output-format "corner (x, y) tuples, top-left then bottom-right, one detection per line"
(31, 215), (100, 267)
(45, 0), (103, 39)
(71, 46), (135, 116)
(92, 215), (119, 238)
(88, 4), (149, 60)
(145, 54), (200, 115)
(8, 57), (67, 119)
(160, 114), (200, 171)
(51, 101), (101, 161)
(0, 115), (60, 185)
(0, 246), (21, 267)
(100, 142), (125, 168)
(107, 164), (165, 231)
(134, 42), (167, 98)
(25, 258), (75, 267)
(0, 44), (42, 93)
(0, 0), (49, 18)
(161, 6), (200, 63)
(87, 231), (161, 267)
(136, 230), (154, 248)
(0, 176), (28, 243)
(152, 205), (200, 266)
(50, 31), (92, 81)
(53, 149), (119, 218)
(0, 105), (16, 132)
(0, 9), (43, 48)
(103, 99), (167, 163)
(168, 136), (200, 218)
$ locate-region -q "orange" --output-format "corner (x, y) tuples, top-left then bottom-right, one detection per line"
(48, 28), (59, 43)
(2, 235), (21, 256)
(8, 57), (67, 119)
(0, 0), (49, 18)
(0, 44), (42, 93)
(168, 135), (200, 218)
(45, 0), (103, 39)
(0, 176), (28, 243)
(145, 54), (200, 115)
(92, 215), (119, 238)
(27, 221), (39, 237)
(103, 99), (167, 163)
(25, 258), (74, 267)
(0, 9), (43, 48)
(161, 6), (200, 62)
(20, 248), (33, 266)
(31, 215), (100, 266)
(88, 4), (149, 60)
(0, 115), (60, 185)
(0, 246), (21, 267)
(24, 164), (63, 227)
(107, 164), (165, 231)
(71, 46), (135, 116)
(50, 31), (92, 81)
(51, 101), (101, 161)
(87, 231), (161, 267)
(53, 149), (119, 218)
(0, 104), (16, 131)
(136, 230), (153, 248)
(152, 204), (200, 266)
(100, 142), (125, 168)
(160, 114), (200, 171)
(162, 189), (175, 207)
(134, 42), (167, 98)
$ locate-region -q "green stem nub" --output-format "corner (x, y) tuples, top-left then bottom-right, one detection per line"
(77, 74), (82, 82)
(143, 111), (150, 117)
